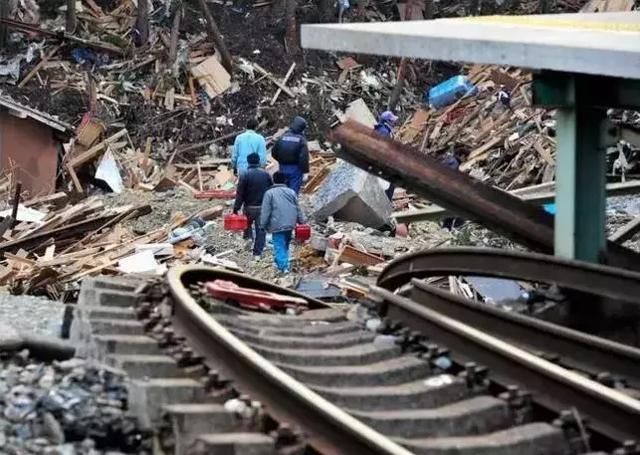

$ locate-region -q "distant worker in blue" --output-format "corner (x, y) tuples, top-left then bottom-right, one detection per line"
(232, 118), (267, 176)
(373, 110), (399, 201)
(233, 153), (273, 259)
(272, 116), (309, 194)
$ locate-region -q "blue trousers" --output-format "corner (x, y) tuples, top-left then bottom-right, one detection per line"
(280, 164), (303, 195)
(242, 206), (266, 256)
(272, 230), (292, 272)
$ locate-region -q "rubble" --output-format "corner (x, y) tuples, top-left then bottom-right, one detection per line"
(312, 161), (393, 228)
(0, 354), (150, 453)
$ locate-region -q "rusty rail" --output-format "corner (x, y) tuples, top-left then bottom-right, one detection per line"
(329, 120), (640, 271)
(168, 266), (412, 455)
(377, 247), (640, 307)
(370, 286), (640, 444)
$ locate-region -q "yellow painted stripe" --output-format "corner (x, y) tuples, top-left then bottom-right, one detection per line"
(461, 15), (640, 33)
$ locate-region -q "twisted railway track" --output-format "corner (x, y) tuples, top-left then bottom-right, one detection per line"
(163, 252), (640, 454)
(70, 248), (640, 454)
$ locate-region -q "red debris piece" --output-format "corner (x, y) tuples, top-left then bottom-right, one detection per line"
(205, 280), (308, 311)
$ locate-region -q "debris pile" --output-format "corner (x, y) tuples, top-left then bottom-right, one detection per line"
(0, 354), (149, 453)
(396, 65), (557, 190)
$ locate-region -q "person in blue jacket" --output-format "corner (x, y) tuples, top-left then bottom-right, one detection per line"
(232, 118), (267, 176)
(272, 116), (309, 194)
(233, 153), (272, 258)
(260, 172), (305, 273)
(373, 110), (398, 200)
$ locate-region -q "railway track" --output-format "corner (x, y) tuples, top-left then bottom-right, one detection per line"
(70, 249), (640, 454)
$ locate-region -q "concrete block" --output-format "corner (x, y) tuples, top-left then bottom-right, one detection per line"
(88, 319), (144, 336)
(0, 322), (23, 351)
(91, 335), (160, 362)
(312, 161), (392, 228)
(192, 433), (275, 455)
(164, 404), (244, 455)
(128, 378), (209, 429)
(107, 354), (182, 379)
(96, 289), (140, 308)
(397, 422), (568, 455)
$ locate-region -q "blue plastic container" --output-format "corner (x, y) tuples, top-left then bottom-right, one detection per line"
(427, 75), (477, 109)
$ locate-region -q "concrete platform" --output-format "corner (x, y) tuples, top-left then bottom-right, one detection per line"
(301, 12), (640, 79)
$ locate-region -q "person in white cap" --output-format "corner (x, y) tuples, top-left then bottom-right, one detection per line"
(373, 110), (399, 200)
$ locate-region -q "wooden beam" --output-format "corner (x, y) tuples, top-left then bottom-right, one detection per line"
(196, 0), (233, 74)
(610, 217), (640, 243)
(394, 180), (640, 223)
(254, 63), (295, 98)
(270, 62), (296, 105)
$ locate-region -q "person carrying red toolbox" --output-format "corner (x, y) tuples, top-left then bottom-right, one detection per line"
(259, 172), (305, 273)
(233, 153), (272, 259)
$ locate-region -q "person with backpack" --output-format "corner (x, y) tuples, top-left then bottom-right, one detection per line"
(272, 116), (309, 194)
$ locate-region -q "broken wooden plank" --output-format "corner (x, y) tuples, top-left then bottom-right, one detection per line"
(338, 245), (384, 266)
(0, 205), (151, 256)
(253, 63), (295, 98)
(18, 45), (62, 88)
(270, 62), (296, 106)
(67, 129), (128, 168)
(610, 216), (640, 243)
(191, 56), (231, 99)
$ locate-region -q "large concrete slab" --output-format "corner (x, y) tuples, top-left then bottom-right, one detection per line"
(301, 12), (640, 79)
(312, 161), (392, 228)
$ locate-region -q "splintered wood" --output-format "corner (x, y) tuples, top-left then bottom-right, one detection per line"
(191, 56), (232, 99)
(0, 197), (155, 297)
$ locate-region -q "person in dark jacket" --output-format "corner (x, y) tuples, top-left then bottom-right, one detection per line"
(373, 110), (399, 201)
(260, 172), (305, 273)
(233, 153), (273, 257)
(272, 116), (309, 195)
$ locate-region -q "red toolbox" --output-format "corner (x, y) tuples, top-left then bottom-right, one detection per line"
(223, 214), (248, 231)
(295, 224), (311, 241)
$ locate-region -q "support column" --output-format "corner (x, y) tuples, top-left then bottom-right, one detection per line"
(555, 104), (607, 261)
(533, 72), (614, 263)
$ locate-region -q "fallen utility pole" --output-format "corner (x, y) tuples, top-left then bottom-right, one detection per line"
(395, 180), (640, 223)
(168, 2), (182, 66)
(197, 0), (233, 75)
(330, 120), (640, 271)
(66, 0), (76, 33)
(136, 0), (149, 45)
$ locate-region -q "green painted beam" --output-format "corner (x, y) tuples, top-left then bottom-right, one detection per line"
(550, 74), (608, 262)
(533, 71), (640, 109)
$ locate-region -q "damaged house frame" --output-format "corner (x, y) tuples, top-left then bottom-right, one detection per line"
(0, 95), (72, 197)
